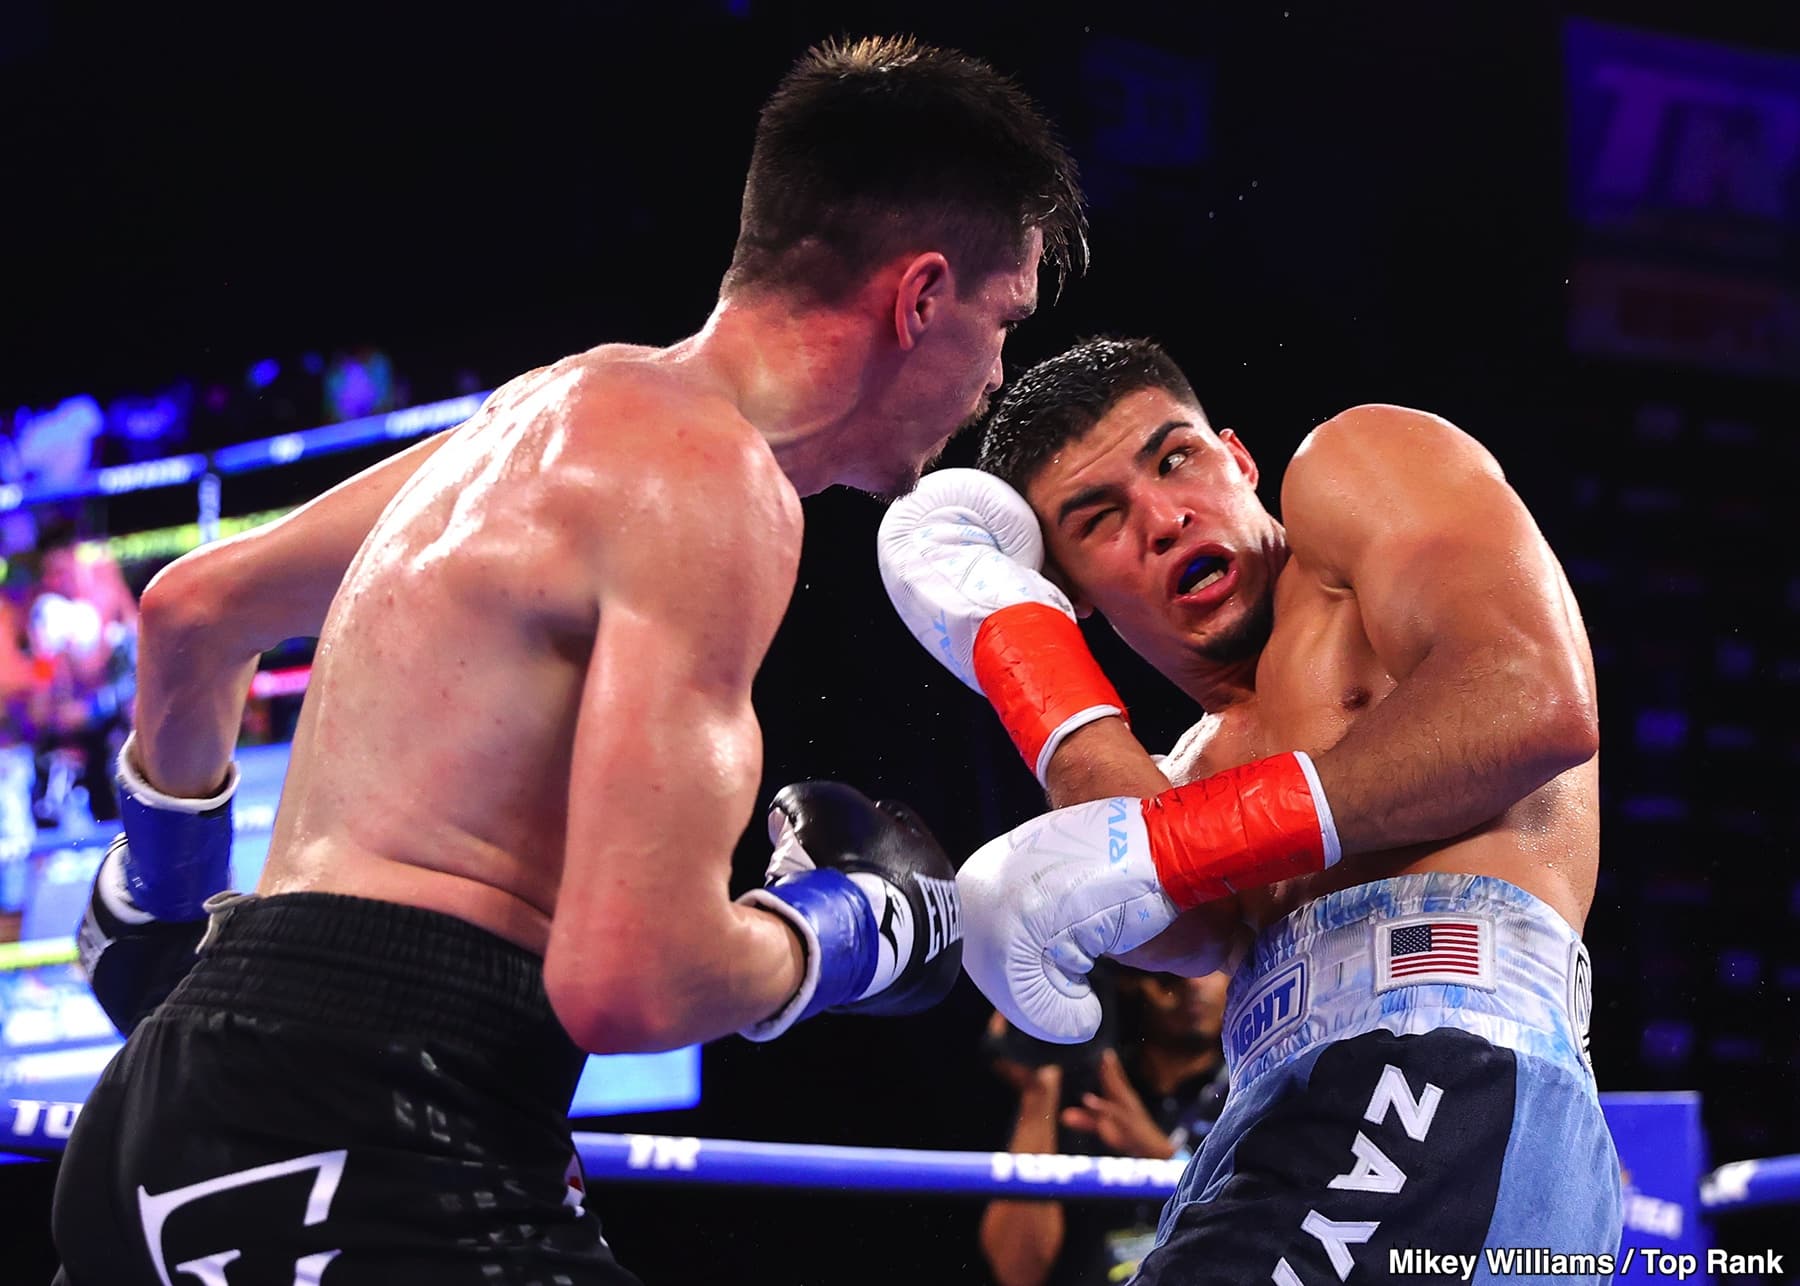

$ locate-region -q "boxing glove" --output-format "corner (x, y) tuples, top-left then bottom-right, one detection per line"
(738, 781), (962, 1040)
(959, 752), (1340, 1042)
(878, 468), (1126, 784)
(76, 732), (240, 1033)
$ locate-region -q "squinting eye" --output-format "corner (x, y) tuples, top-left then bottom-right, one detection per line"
(1081, 510), (1114, 537)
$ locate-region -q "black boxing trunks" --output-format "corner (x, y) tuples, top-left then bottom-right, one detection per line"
(51, 892), (644, 1285)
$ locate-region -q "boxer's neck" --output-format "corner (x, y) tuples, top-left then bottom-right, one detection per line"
(676, 294), (880, 496)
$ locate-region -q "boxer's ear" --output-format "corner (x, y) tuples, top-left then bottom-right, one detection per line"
(894, 252), (952, 352)
(1217, 428), (1259, 489)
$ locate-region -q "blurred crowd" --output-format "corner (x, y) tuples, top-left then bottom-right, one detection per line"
(979, 966), (1231, 1286)
(0, 347), (443, 923)
(1, 346), (418, 486)
(0, 525), (140, 911)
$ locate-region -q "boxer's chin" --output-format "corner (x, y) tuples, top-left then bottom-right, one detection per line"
(874, 439), (951, 504)
(1196, 580), (1276, 667)
(864, 468), (918, 506)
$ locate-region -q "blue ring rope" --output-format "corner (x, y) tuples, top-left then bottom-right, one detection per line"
(573, 1132), (1185, 1200)
(571, 1132), (1800, 1210)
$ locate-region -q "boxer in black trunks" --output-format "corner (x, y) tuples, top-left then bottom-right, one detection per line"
(53, 35), (1085, 1284)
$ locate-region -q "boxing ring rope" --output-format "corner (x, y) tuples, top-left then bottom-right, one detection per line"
(573, 1133), (1185, 1199)
(5, 1130), (1796, 1214)
(571, 1132), (1800, 1212)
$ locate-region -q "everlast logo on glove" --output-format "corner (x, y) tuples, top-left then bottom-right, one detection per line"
(740, 782), (966, 1036)
(915, 873), (960, 959)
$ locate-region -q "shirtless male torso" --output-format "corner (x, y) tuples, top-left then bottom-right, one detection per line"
(55, 37), (1084, 1286)
(880, 336), (1620, 1281)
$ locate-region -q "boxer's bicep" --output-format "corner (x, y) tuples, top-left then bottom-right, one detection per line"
(548, 448), (801, 1049)
(1284, 405), (1585, 685)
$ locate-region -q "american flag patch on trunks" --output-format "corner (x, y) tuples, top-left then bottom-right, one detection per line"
(1374, 914), (1495, 992)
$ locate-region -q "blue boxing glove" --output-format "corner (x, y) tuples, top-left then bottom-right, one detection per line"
(737, 782), (963, 1041)
(75, 732), (240, 1033)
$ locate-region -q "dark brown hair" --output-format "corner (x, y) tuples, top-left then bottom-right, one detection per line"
(977, 337), (1200, 493)
(724, 35), (1086, 305)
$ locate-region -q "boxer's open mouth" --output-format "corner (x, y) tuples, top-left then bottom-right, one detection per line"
(1169, 549), (1239, 608)
(1177, 555), (1228, 596)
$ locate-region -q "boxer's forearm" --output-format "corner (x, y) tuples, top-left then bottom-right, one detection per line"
(1043, 718), (1171, 807)
(1313, 639), (1598, 856)
(129, 608), (259, 798)
(653, 901), (808, 1051)
(547, 900), (805, 1053)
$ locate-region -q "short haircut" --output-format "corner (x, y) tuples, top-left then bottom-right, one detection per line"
(724, 35), (1087, 305)
(977, 337), (1200, 493)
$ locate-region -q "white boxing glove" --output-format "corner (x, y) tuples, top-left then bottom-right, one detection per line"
(960, 751), (1341, 1040)
(877, 469), (1126, 783)
(956, 796), (1179, 1043)
(877, 467), (1061, 689)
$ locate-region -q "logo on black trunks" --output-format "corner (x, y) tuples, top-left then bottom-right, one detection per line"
(137, 1149), (347, 1286)
(1270, 1062), (1447, 1285)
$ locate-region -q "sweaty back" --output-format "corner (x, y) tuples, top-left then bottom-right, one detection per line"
(258, 352), (736, 952)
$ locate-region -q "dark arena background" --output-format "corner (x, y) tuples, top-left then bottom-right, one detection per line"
(2, 1), (1797, 1282)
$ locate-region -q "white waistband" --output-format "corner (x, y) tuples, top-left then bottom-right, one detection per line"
(1222, 874), (1594, 1093)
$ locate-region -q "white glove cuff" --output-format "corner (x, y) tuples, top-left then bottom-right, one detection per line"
(118, 732), (240, 813)
(1291, 750), (1342, 869)
(1033, 704), (1126, 786)
(735, 888), (822, 1043)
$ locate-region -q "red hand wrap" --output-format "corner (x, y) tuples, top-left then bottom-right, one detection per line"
(1140, 753), (1329, 909)
(972, 603), (1127, 774)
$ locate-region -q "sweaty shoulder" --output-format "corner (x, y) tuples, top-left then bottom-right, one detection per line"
(547, 363), (803, 613)
(1279, 403), (1505, 588)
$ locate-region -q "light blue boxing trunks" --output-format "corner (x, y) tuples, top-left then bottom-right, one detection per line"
(1130, 872), (1622, 1285)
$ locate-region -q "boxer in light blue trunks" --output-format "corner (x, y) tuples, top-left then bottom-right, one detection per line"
(878, 337), (1621, 1281)
(1153, 873), (1614, 1282)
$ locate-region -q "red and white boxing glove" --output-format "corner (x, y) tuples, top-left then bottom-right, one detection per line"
(877, 469), (1126, 784)
(958, 751), (1340, 1042)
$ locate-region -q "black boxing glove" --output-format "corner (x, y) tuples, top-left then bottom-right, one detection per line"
(737, 781), (963, 1041)
(76, 735), (241, 1033)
